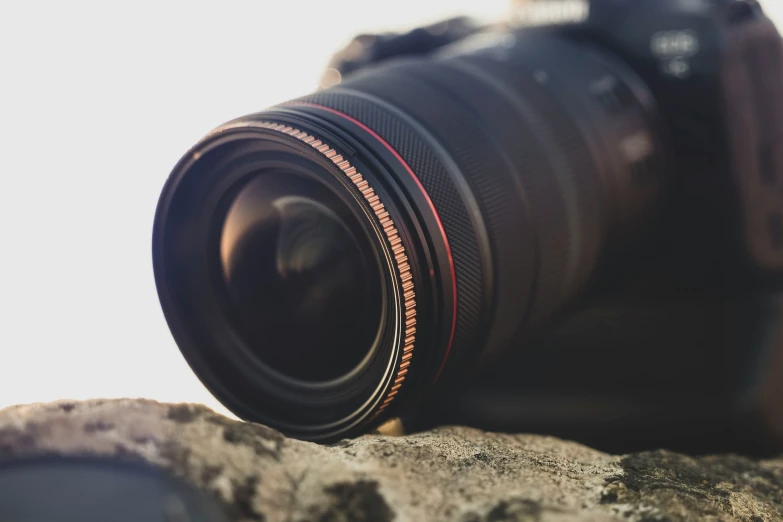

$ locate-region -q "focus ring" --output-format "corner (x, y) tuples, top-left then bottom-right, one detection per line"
(294, 89), (491, 382)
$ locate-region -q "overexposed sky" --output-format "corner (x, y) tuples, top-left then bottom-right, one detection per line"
(0, 1), (508, 416)
(0, 1), (781, 416)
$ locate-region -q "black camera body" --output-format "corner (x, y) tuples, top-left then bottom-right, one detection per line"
(573, 0), (783, 286)
(331, 0), (783, 287)
(321, 0), (783, 454)
(153, 0), (783, 453)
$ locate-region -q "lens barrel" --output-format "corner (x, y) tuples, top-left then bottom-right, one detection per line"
(153, 31), (666, 440)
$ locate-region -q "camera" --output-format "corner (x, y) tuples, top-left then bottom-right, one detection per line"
(153, 0), (783, 453)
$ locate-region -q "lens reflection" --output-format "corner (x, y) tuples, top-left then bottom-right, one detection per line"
(219, 172), (383, 382)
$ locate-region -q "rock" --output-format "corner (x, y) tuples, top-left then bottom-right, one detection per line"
(0, 399), (781, 522)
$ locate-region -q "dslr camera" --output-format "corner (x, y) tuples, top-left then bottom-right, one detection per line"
(153, 0), (783, 454)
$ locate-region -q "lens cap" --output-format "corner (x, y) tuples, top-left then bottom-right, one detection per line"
(0, 456), (230, 522)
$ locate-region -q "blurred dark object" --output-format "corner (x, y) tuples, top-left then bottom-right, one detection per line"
(0, 456), (230, 522)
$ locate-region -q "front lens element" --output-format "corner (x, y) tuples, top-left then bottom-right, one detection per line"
(218, 171), (384, 382)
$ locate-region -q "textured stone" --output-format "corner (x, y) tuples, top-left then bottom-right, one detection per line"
(0, 399), (781, 522)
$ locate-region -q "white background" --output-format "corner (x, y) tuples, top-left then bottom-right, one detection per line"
(0, 1), (781, 415)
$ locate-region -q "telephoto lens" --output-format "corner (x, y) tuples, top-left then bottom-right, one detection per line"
(153, 30), (667, 441)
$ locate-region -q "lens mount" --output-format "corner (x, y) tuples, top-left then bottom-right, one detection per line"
(153, 121), (418, 440)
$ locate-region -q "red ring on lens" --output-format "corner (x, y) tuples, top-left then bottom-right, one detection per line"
(292, 102), (457, 385)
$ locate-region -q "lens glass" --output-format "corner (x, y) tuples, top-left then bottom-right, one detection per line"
(218, 171), (383, 382)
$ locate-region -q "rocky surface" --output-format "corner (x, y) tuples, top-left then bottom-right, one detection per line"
(0, 399), (781, 522)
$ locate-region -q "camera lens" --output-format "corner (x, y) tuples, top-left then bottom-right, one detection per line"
(217, 171), (383, 382)
(154, 31), (667, 441)
(155, 126), (414, 439)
